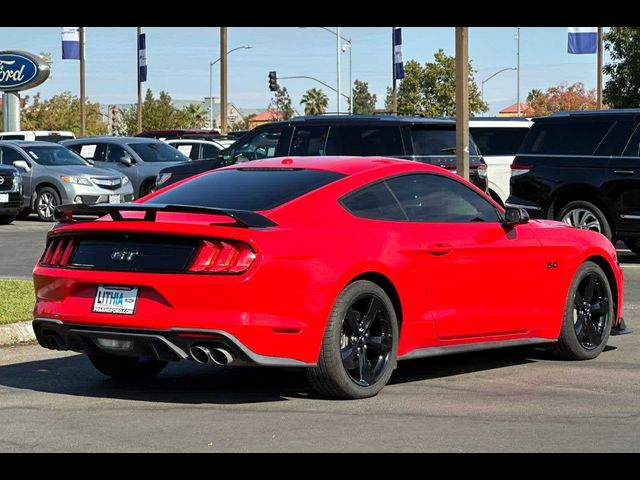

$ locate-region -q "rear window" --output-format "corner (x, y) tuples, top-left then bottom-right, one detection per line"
(34, 135), (75, 143)
(470, 127), (529, 156)
(520, 120), (615, 156)
(150, 168), (346, 211)
(408, 126), (479, 155)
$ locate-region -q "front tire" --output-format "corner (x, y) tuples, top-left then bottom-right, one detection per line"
(35, 187), (61, 222)
(551, 261), (613, 360)
(557, 200), (612, 241)
(307, 280), (398, 399)
(88, 354), (168, 379)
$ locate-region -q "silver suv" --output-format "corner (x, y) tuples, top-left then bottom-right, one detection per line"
(0, 141), (134, 222)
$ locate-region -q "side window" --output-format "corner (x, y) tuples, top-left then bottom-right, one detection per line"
(341, 182), (406, 221)
(233, 128), (284, 161)
(0, 146), (26, 165)
(594, 121), (638, 157)
(386, 174), (501, 223)
(326, 126), (404, 156)
(622, 124), (640, 157)
(201, 143), (221, 159)
(0, 135), (25, 140)
(68, 143), (103, 161)
(174, 143), (199, 160)
(520, 120), (615, 155)
(290, 126), (330, 156)
(104, 144), (128, 163)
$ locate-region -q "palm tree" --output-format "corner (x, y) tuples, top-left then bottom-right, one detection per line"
(183, 104), (209, 128)
(300, 88), (329, 115)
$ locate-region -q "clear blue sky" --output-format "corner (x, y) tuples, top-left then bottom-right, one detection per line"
(0, 27), (609, 115)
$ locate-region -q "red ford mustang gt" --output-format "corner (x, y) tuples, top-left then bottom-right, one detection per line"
(32, 156), (626, 399)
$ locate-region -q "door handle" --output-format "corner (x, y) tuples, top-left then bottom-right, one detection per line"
(426, 243), (453, 255)
(614, 170), (635, 175)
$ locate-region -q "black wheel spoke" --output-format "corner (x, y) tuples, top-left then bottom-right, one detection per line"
(341, 344), (358, 370)
(574, 291), (585, 309)
(359, 354), (376, 385)
(344, 309), (360, 335)
(361, 297), (381, 333)
(358, 350), (367, 383)
(590, 297), (609, 315)
(585, 320), (601, 346)
(366, 334), (392, 354)
(583, 275), (597, 302)
(574, 314), (585, 338)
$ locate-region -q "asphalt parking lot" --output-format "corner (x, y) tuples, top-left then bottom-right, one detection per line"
(1, 217), (640, 452)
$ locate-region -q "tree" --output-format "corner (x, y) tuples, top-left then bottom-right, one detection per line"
(269, 86), (295, 120)
(300, 88), (329, 115)
(604, 27), (640, 108)
(527, 82), (597, 116)
(350, 80), (377, 114)
(21, 92), (108, 135)
(384, 51), (488, 116)
(526, 88), (543, 105)
(183, 103), (208, 128)
(121, 89), (196, 134)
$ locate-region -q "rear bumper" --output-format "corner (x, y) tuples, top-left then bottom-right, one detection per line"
(33, 318), (315, 366)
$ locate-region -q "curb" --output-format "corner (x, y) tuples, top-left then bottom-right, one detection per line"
(0, 320), (36, 347)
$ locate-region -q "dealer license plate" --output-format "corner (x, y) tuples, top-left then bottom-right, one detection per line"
(93, 285), (138, 315)
(0, 194), (8, 203)
(109, 194), (120, 204)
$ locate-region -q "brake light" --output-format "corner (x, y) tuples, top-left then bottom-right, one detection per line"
(511, 163), (531, 176)
(41, 237), (76, 267)
(189, 240), (256, 274)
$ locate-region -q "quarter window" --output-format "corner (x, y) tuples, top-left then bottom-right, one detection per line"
(104, 145), (129, 163)
(290, 126), (330, 156)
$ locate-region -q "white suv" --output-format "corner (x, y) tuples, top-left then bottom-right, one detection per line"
(0, 131), (76, 143)
(469, 118), (532, 206)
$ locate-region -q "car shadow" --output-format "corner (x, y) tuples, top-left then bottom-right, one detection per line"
(0, 343), (590, 404)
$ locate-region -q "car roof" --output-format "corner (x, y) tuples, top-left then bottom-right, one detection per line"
(0, 130), (74, 135)
(62, 136), (161, 144)
(165, 139), (222, 145)
(469, 118), (533, 128)
(261, 114), (456, 127)
(230, 156), (439, 176)
(0, 140), (68, 148)
(538, 108), (640, 122)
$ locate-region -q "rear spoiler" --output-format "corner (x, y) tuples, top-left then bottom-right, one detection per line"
(53, 203), (277, 228)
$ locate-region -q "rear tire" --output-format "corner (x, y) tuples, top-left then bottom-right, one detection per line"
(139, 180), (155, 198)
(307, 280), (398, 399)
(551, 261), (613, 360)
(88, 354), (168, 379)
(557, 200), (612, 242)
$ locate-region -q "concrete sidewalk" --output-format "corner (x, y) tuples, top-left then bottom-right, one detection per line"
(0, 321), (36, 347)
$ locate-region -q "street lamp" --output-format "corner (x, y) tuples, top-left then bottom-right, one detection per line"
(209, 45), (251, 129)
(481, 67), (517, 114)
(299, 27), (353, 114)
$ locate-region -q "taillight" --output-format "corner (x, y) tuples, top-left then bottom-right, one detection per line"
(40, 237), (76, 267)
(511, 163), (531, 177)
(189, 240), (256, 274)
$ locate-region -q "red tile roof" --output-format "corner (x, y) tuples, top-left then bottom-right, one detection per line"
(250, 110), (284, 122)
(499, 102), (533, 114)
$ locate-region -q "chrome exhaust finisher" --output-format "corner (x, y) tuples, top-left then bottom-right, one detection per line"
(210, 347), (234, 366)
(190, 345), (213, 364)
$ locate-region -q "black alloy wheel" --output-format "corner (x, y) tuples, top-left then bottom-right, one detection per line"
(340, 295), (394, 386)
(552, 261), (613, 360)
(307, 280), (399, 399)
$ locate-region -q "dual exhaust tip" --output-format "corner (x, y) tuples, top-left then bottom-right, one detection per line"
(190, 344), (234, 366)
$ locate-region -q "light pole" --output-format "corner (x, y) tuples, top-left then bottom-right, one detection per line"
(516, 27), (521, 116)
(481, 67), (517, 113)
(299, 27), (352, 113)
(209, 45), (251, 129)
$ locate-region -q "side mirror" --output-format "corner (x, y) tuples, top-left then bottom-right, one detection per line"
(221, 148), (232, 164)
(503, 207), (529, 227)
(13, 160), (31, 172)
(120, 155), (133, 166)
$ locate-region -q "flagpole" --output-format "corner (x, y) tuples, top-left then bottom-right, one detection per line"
(220, 27), (228, 135)
(79, 26), (86, 136)
(392, 27), (397, 115)
(597, 27), (603, 109)
(137, 26), (142, 133)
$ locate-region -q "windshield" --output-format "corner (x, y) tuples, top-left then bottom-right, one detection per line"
(128, 142), (190, 163)
(23, 146), (90, 166)
(151, 168), (346, 211)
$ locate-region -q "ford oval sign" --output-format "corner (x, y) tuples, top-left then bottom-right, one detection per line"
(0, 51), (50, 92)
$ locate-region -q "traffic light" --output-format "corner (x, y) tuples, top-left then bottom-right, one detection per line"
(268, 71), (278, 92)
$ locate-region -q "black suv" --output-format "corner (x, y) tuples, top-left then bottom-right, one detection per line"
(155, 115), (488, 192)
(0, 164), (22, 224)
(507, 109), (640, 251)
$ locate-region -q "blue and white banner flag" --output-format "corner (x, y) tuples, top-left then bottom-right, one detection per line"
(138, 33), (147, 82)
(568, 27), (597, 54)
(393, 27), (404, 80)
(61, 27), (80, 60)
